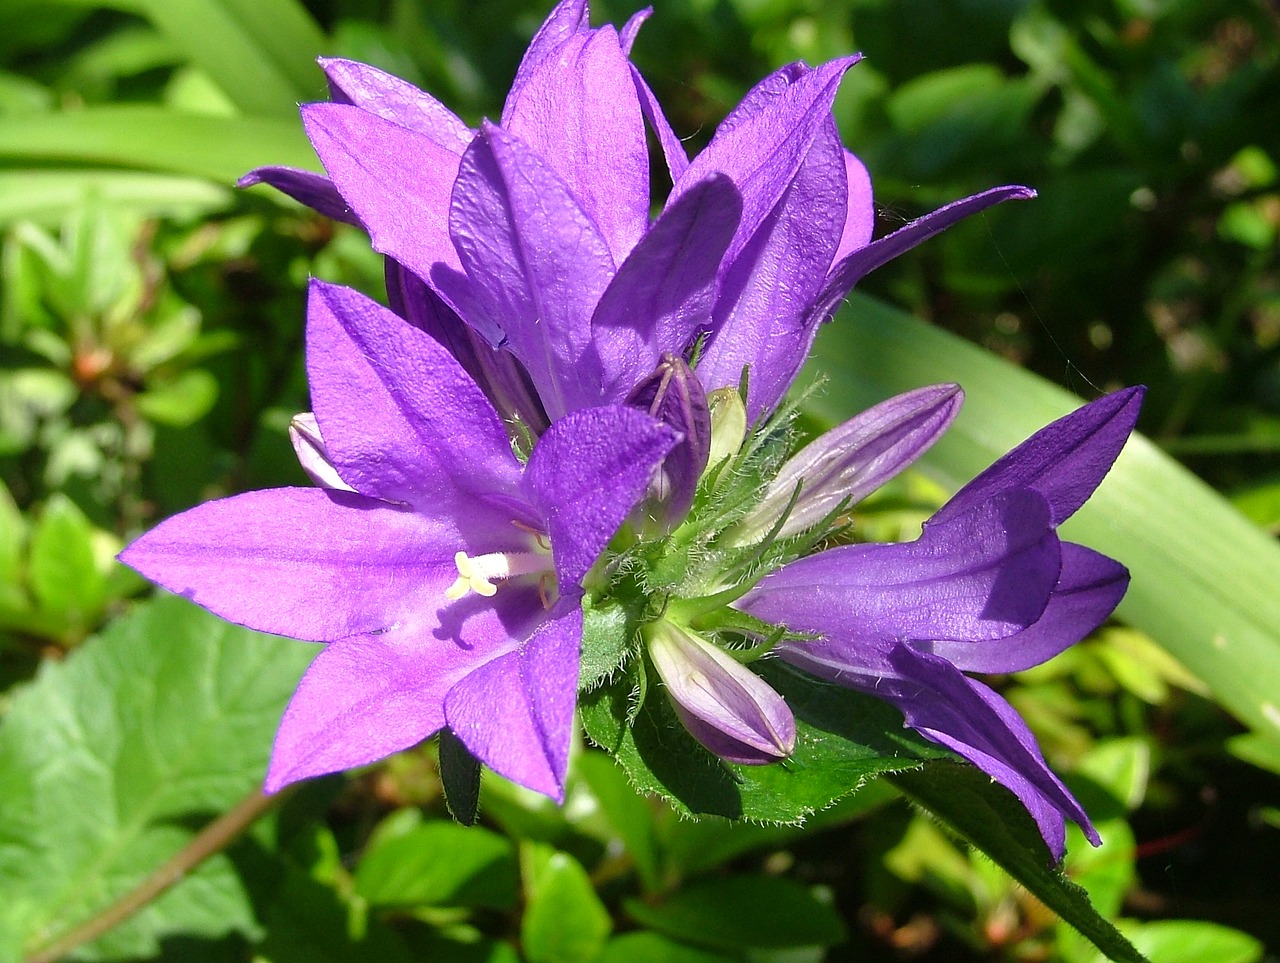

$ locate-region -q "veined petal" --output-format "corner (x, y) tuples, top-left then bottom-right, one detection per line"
(303, 102), (465, 287)
(319, 58), (473, 152)
(809, 185), (1037, 326)
(445, 600), (582, 800)
(504, 27), (649, 262)
(505, 0), (591, 115)
(450, 123), (615, 418)
(734, 384), (963, 543)
(629, 63), (690, 183)
(590, 175), (741, 402)
(523, 405), (680, 586)
(883, 644), (1100, 857)
(672, 56), (858, 262)
(743, 489), (1061, 653)
(930, 543), (1128, 674)
(306, 280), (529, 527)
(236, 167), (358, 225)
(265, 582), (546, 792)
(119, 488), (458, 642)
(932, 386), (1145, 527)
(696, 116), (848, 417)
(833, 149), (874, 262)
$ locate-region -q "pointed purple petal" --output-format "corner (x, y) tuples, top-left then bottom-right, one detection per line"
(884, 644), (1100, 856)
(833, 149), (874, 262)
(630, 64), (690, 182)
(931, 543), (1128, 674)
(303, 102), (464, 281)
(736, 384), (963, 542)
(590, 175), (741, 401)
(120, 488), (456, 642)
(446, 601), (582, 800)
(618, 6), (651, 53)
(504, 27), (649, 262)
(745, 490), (1061, 659)
(450, 123), (616, 418)
(810, 185), (1036, 326)
(319, 58), (473, 152)
(932, 386), (1145, 527)
(237, 167), (359, 225)
(505, 0), (591, 117)
(696, 116), (848, 416)
(523, 405), (680, 586)
(265, 583), (545, 791)
(306, 280), (528, 524)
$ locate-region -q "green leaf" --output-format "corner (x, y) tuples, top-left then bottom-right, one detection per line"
(27, 493), (108, 628)
(134, 368), (220, 426)
(624, 875), (845, 951)
(599, 932), (735, 963)
(889, 762), (1144, 963)
(0, 592), (315, 960)
(1115, 921), (1262, 963)
(0, 107), (318, 184)
(581, 660), (942, 821)
(0, 171), (232, 227)
(806, 294), (1280, 748)
(131, 0), (327, 118)
(354, 810), (518, 910)
(575, 751), (662, 892)
(521, 843), (612, 963)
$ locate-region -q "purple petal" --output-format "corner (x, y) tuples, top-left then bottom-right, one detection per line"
(673, 56), (857, 262)
(931, 543), (1128, 674)
(932, 386), (1145, 527)
(523, 405), (680, 586)
(265, 583), (546, 791)
(736, 384), (963, 542)
(618, 6), (650, 53)
(385, 261), (549, 435)
(306, 280), (528, 526)
(445, 600), (582, 800)
(505, 0), (591, 116)
(833, 149), (874, 262)
(648, 621), (795, 765)
(695, 116), (848, 417)
(237, 167), (359, 225)
(809, 185), (1037, 326)
(504, 27), (649, 262)
(303, 102), (464, 283)
(288, 412), (355, 492)
(120, 488), (456, 642)
(629, 64), (690, 183)
(449, 123), (615, 418)
(883, 644), (1100, 856)
(319, 58), (473, 152)
(626, 355), (711, 525)
(744, 489), (1061, 663)
(590, 175), (741, 402)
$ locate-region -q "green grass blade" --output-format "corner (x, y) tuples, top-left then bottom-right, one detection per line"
(806, 293), (1280, 745)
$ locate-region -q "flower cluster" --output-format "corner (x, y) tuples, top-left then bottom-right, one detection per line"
(121, 0), (1141, 859)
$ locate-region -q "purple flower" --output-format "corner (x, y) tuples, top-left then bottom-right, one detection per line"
(737, 387), (1144, 856)
(242, 0), (1033, 423)
(120, 280), (677, 800)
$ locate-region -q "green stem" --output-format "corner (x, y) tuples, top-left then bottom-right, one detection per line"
(24, 788), (286, 963)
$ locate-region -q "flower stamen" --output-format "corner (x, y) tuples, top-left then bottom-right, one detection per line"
(446, 550), (551, 600)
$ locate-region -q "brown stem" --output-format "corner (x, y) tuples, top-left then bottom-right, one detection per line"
(24, 788), (286, 963)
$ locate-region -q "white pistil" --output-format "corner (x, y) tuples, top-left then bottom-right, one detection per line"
(446, 550), (551, 600)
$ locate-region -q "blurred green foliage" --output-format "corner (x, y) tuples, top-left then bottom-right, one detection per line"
(0, 0), (1277, 960)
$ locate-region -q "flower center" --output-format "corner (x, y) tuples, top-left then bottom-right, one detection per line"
(445, 550), (551, 600)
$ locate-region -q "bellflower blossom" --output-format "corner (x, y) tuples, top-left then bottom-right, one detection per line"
(737, 386), (1144, 857)
(242, 0), (1034, 425)
(121, 280), (678, 800)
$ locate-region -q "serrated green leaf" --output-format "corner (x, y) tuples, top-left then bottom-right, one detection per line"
(806, 294), (1280, 750)
(521, 844), (611, 963)
(889, 761), (1145, 963)
(354, 810), (518, 910)
(0, 593), (315, 960)
(582, 661), (942, 821)
(624, 875), (845, 951)
(0, 107), (318, 184)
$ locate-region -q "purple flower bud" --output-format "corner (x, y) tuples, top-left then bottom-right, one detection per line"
(647, 621), (795, 765)
(626, 354), (711, 525)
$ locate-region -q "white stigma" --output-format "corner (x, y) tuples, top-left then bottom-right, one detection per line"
(445, 550), (550, 600)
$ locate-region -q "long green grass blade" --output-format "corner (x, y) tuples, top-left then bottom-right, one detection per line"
(806, 293), (1280, 744)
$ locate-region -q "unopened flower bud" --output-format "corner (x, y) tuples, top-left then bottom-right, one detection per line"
(706, 387), (747, 475)
(627, 354), (711, 525)
(289, 413), (355, 492)
(647, 620), (795, 765)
